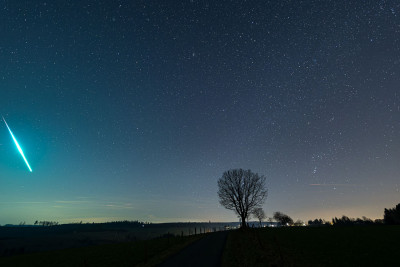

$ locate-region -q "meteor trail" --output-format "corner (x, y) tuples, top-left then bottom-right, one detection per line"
(309, 184), (357, 187)
(2, 117), (32, 172)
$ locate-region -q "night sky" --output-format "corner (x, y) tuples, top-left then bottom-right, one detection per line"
(1, 0), (399, 224)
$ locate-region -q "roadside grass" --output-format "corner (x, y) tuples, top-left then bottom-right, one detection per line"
(0, 234), (202, 267)
(222, 225), (400, 266)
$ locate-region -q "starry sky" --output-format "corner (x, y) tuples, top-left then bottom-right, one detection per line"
(1, 0), (399, 224)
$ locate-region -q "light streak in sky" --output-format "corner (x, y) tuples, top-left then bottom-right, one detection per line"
(2, 117), (32, 172)
(309, 184), (357, 187)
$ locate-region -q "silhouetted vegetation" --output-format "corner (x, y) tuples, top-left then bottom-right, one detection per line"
(293, 219), (304, 226)
(218, 169), (267, 228)
(100, 220), (149, 227)
(36, 221), (59, 227)
(273, 211), (293, 226)
(384, 203), (400, 225)
(252, 208), (266, 227)
(332, 216), (380, 226)
(306, 203), (400, 227)
(307, 218), (329, 226)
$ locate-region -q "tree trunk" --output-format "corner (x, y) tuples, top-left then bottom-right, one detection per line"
(241, 215), (247, 228)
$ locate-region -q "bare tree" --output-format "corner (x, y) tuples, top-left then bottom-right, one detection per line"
(294, 219), (304, 226)
(273, 211), (293, 226)
(253, 207), (266, 227)
(218, 169), (267, 228)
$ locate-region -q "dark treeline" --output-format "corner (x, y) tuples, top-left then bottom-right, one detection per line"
(307, 218), (331, 226)
(384, 203), (400, 225)
(332, 216), (381, 226)
(100, 220), (149, 226)
(308, 202), (400, 226)
(34, 221), (59, 226)
(308, 216), (382, 226)
(28, 220), (148, 227)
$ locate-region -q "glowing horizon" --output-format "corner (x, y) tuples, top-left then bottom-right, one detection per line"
(2, 117), (32, 172)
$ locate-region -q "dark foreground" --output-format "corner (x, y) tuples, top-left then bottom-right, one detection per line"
(0, 233), (202, 266)
(0, 222), (232, 256)
(158, 230), (228, 267)
(222, 225), (400, 266)
(1, 225), (399, 266)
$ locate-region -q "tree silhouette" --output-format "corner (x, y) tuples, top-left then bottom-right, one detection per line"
(217, 169), (267, 228)
(294, 219), (304, 226)
(308, 218), (324, 226)
(332, 216), (353, 225)
(384, 203), (400, 225)
(273, 211), (293, 226)
(252, 207), (266, 227)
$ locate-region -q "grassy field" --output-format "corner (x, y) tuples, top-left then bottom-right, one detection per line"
(0, 233), (202, 267)
(0, 222), (231, 256)
(3, 225), (399, 266)
(222, 225), (400, 266)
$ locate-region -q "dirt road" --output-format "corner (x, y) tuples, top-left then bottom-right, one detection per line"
(158, 231), (228, 267)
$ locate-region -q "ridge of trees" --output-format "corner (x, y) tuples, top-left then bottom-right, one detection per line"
(384, 203), (400, 224)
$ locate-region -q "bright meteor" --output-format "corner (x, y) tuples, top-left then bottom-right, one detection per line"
(2, 117), (32, 172)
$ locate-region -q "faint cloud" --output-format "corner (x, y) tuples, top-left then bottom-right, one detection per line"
(55, 200), (91, 204)
(0, 201), (48, 205)
(104, 202), (135, 209)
